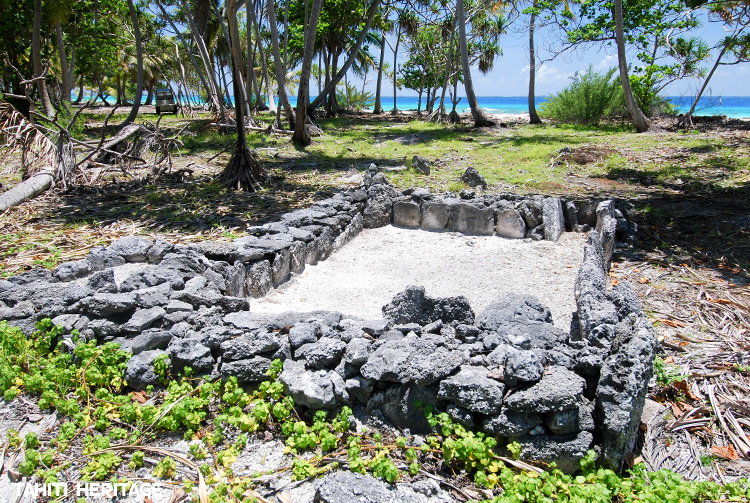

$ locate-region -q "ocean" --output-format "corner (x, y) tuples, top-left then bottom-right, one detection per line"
(368, 96), (750, 119)
(73, 92), (750, 118)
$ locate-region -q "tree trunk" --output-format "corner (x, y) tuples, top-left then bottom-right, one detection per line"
(121, 0), (144, 126)
(214, 1), (251, 118)
(33, 0), (55, 118)
(292, 0), (324, 146)
(179, 0), (225, 121)
(144, 81), (154, 106)
(246, 4), (254, 111)
(55, 21), (72, 106)
(416, 74), (424, 115)
(247, 2), (272, 111)
(266, 0), (295, 127)
(373, 32), (387, 114)
(681, 44), (727, 127)
(614, 0), (648, 132)
(435, 25), (457, 122)
(220, 0), (266, 191)
(456, 0), (494, 127)
(0, 174), (53, 212)
(73, 75), (85, 104)
(392, 28), (401, 114)
(307, 0), (381, 113)
(156, 0), (214, 111)
(528, 1), (542, 124)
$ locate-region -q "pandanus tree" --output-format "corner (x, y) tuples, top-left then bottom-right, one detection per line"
(219, 0), (267, 190)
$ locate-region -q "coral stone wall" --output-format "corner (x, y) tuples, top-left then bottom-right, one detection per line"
(0, 182), (652, 472)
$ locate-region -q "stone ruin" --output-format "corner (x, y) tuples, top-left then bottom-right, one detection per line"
(0, 181), (655, 473)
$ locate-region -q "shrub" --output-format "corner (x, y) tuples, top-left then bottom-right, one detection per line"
(539, 67), (621, 125)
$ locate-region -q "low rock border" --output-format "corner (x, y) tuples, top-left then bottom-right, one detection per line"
(0, 182), (653, 472)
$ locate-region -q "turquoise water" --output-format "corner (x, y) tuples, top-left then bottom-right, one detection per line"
(371, 96), (750, 119)
(73, 92), (750, 118)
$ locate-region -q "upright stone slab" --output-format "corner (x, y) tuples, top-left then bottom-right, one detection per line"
(447, 202), (494, 235)
(596, 200), (618, 268)
(420, 201), (449, 231)
(596, 315), (657, 470)
(392, 200), (421, 228)
(245, 260), (273, 298)
(495, 209), (526, 238)
(542, 197), (565, 241)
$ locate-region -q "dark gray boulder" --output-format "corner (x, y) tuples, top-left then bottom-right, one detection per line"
(504, 349), (544, 387)
(280, 359), (347, 410)
(344, 338), (372, 366)
(123, 306), (166, 333)
(542, 197), (565, 241)
(495, 209), (526, 239)
(363, 195), (393, 228)
(289, 322), (319, 349)
(73, 292), (137, 317)
(368, 383), (438, 432)
(460, 167), (487, 189)
(87, 247), (126, 270)
(447, 201), (494, 235)
(221, 356), (273, 383)
(437, 365), (505, 414)
(345, 376), (374, 404)
(381, 285), (432, 324)
(220, 331), (281, 361)
(125, 350), (168, 390)
(546, 408), (579, 435)
(53, 260), (92, 282)
(483, 409), (544, 438)
(361, 336), (466, 386)
(515, 431), (593, 473)
(115, 330), (172, 355)
(412, 155), (431, 175)
(504, 366), (585, 413)
(392, 200), (421, 228)
(297, 337), (347, 369)
(109, 236), (153, 262)
(476, 294), (552, 330)
(167, 338), (214, 374)
(382, 286), (474, 326)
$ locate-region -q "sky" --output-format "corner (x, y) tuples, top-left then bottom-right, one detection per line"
(351, 9), (749, 98)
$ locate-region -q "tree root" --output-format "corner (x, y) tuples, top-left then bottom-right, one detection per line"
(218, 142), (267, 192)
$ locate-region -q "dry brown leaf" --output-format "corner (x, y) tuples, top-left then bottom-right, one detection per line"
(131, 390), (148, 403)
(709, 298), (733, 305)
(611, 279), (619, 286)
(711, 444), (739, 460)
(639, 277), (651, 284)
(663, 356), (675, 364)
(657, 319), (685, 328)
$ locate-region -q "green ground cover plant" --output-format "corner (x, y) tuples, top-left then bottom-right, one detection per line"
(2, 319), (748, 502)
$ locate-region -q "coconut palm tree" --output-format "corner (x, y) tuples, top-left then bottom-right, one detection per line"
(307, 0), (382, 114)
(121, 0), (144, 126)
(33, 0), (55, 117)
(527, 0), (542, 124)
(265, 0), (296, 127)
(456, 0), (495, 127)
(293, 0), (324, 146)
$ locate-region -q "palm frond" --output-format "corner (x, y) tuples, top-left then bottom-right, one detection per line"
(0, 104), (58, 178)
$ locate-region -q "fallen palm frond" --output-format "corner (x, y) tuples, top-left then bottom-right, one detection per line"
(0, 103), (58, 179)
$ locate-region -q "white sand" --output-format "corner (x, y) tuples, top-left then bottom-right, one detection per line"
(253, 226), (586, 330)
